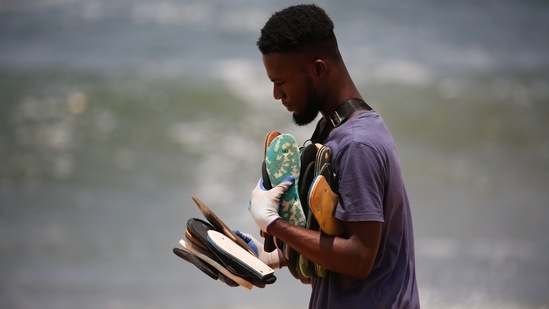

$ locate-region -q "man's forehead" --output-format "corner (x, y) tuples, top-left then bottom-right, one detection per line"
(262, 52), (289, 65)
(262, 52), (306, 73)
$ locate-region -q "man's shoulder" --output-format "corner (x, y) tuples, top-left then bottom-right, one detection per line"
(329, 111), (390, 146)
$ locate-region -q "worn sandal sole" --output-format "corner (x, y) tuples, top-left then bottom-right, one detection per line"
(261, 131), (281, 253)
(191, 196), (255, 255)
(179, 239), (254, 290)
(207, 230), (276, 284)
(185, 218), (271, 288)
(308, 145), (343, 236)
(265, 133), (306, 227)
(173, 247), (220, 280)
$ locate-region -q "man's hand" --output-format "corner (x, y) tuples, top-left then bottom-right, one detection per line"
(234, 230), (285, 269)
(248, 176), (294, 233)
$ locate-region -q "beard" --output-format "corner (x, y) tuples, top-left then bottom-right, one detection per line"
(292, 78), (322, 126)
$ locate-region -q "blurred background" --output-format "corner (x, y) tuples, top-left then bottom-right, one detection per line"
(1, 0), (548, 308)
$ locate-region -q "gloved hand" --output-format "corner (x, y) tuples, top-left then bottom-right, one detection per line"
(248, 176), (295, 233)
(234, 230), (285, 269)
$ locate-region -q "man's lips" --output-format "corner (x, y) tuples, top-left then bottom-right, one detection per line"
(282, 101), (293, 111)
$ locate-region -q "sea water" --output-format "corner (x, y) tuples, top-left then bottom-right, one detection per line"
(1, 1), (548, 308)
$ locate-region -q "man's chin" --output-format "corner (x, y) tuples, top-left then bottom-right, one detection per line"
(292, 111), (319, 126)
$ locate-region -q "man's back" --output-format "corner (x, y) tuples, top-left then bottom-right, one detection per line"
(309, 111), (419, 308)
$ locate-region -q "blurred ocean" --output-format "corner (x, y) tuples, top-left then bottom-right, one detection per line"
(1, 0), (548, 308)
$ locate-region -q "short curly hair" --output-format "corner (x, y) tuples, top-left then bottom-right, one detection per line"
(257, 4), (341, 61)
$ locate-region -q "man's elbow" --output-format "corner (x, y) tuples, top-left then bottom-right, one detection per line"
(351, 260), (374, 280)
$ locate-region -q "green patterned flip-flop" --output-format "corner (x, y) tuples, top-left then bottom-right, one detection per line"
(264, 133), (310, 282)
(264, 134), (306, 227)
(261, 131), (281, 253)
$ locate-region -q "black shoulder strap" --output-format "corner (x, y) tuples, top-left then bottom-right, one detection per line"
(328, 98), (372, 128)
(310, 118), (329, 144)
(310, 98), (372, 144)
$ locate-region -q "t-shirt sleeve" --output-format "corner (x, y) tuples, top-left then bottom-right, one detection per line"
(334, 141), (385, 222)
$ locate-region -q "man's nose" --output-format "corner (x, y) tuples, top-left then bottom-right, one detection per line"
(273, 85), (285, 100)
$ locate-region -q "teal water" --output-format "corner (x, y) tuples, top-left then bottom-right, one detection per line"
(1, 1), (548, 308)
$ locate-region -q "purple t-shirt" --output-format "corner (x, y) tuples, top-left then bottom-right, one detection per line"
(308, 110), (419, 308)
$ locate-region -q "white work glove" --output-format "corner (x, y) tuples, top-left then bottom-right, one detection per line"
(248, 176), (294, 233)
(234, 230), (285, 269)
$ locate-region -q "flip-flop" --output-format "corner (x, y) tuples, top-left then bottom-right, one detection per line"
(301, 145), (339, 277)
(185, 218), (249, 279)
(261, 131), (282, 191)
(185, 218), (212, 250)
(185, 218), (216, 249)
(179, 239), (254, 290)
(295, 143), (321, 280)
(191, 196), (255, 255)
(308, 146), (343, 236)
(172, 247), (220, 280)
(296, 144), (341, 278)
(173, 247), (241, 287)
(207, 230), (276, 284)
(175, 218), (243, 287)
(285, 242), (310, 283)
(185, 218), (274, 288)
(299, 143), (319, 216)
(180, 219), (249, 288)
(261, 131), (281, 253)
(263, 133), (312, 283)
(173, 248), (239, 287)
(264, 133), (306, 227)
(184, 220), (267, 288)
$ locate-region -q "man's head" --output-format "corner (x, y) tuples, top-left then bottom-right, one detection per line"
(257, 4), (341, 62)
(257, 5), (342, 126)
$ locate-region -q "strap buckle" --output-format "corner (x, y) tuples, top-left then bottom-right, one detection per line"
(329, 110), (343, 127)
(328, 98), (372, 128)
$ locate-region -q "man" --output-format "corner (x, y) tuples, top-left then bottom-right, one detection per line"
(247, 4), (419, 308)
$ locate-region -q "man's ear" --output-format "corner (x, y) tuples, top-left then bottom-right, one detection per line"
(313, 59), (328, 78)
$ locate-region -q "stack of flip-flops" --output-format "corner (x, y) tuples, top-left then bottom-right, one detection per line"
(261, 131), (343, 283)
(173, 196), (277, 290)
(173, 131), (342, 287)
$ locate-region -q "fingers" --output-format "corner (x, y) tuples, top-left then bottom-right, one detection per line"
(233, 230), (259, 256)
(265, 182), (291, 202)
(273, 179), (295, 198)
(259, 178), (268, 191)
(255, 176), (294, 193)
(282, 175), (295, 184)
(234, 230), (251, 242)
(276, 176), (295, 190)
(277, 181), (293, 190)
(234, 230), (259, 245)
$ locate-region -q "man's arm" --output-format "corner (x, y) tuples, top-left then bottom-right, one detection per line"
(267, 218), (381, 279)
(248, 176), (381, 279)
